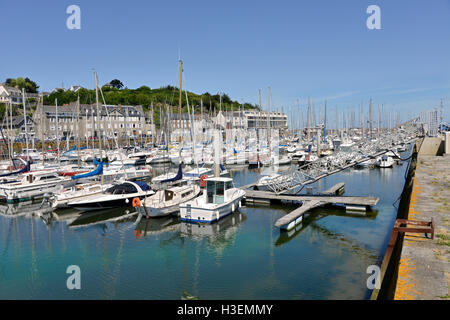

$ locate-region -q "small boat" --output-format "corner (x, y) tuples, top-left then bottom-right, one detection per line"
(276, 155), (292, 166)
(146, 154), (171, 164)
(67, 181), (154, 211)
(255, 174), (281, 191)
(0, 170), (74, 203)
(50, 182), (112, 209)
(355, 156), (376, 168)
(135, 184), (201, 218)
(179, 177), (245, 224)
(376, 155), (394, 168)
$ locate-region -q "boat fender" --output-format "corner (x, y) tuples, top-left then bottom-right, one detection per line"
(232, 203), (235, 212)
(132, 197), (141, 207)
(200, 174), (208, 187)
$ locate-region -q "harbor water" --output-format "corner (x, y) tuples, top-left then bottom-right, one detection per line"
(0, 160), (410, 299)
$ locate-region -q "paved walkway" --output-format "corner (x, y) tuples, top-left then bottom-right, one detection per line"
(394, 154), (450, 300)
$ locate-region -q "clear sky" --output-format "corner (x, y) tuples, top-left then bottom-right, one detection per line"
(1, 0), (449, 124)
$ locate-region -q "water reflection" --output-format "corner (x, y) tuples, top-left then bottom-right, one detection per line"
(0, 200), (53, 219)
(134, 215), (180, 239)
(275, 207), (379, 247)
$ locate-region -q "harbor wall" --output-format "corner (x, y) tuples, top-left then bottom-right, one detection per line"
(371, 139), (419, 300)
(374, 136), (450, 300)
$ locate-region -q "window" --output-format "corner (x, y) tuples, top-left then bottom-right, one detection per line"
(216, 182), (224, 196)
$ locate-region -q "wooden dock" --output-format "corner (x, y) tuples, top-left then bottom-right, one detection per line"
(241, 182), (379, 231)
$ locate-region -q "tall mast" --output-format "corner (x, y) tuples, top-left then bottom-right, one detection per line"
(77, 95), (81, 169)
(56, 98), (60, 166)
(178, 59), (183, 159)
(267, 87), (271, 147)
(306, 97), (311, 142)
(40, 95), (45, 167)
(324, 100), (327, 143)
(369, 98), (373, 140)
(151, 101), (154, 147)
(22, 88), (29, 160)
(94, 71), (102, 159)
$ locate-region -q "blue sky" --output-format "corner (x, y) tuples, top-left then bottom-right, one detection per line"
(1, 0), (449, 123)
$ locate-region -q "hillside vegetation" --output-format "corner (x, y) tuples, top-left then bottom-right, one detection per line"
(43, 85), (258, 113)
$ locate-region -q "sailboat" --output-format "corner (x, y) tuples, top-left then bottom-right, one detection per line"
(134, 183), (201, 218)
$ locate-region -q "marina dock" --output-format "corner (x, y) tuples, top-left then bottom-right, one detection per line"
(242, 182), (379, 230)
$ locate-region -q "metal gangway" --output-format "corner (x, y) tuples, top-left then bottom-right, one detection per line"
(265, 118), (424, 194)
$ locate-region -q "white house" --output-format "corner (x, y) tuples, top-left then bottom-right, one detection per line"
(0, 84), (24, 105)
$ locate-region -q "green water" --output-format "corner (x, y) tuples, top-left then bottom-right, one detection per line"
(0, 160), (409, 299)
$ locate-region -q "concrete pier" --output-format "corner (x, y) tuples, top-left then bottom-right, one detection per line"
(394, 138), (450, 300)
(242, 182), (378, 230)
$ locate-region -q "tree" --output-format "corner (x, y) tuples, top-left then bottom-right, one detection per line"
(109, 79), (124, 90)
(5, 77), (39, 93)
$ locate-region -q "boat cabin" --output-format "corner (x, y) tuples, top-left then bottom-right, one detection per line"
(164, 185), (196, 202)
(20, 171), (62, 184)
(205, 177), (234, 205)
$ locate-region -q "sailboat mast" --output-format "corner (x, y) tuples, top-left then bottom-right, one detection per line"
(306, 97), (311, 142)
(40, 95), (45, 167)
(22, 89), (29, 160)
(267, 87), (271, 147)
(77, 95), (81, 169)
(94, 71), (102, 159)
(56, 98), (60, 165)
(178, 59), (183, 159)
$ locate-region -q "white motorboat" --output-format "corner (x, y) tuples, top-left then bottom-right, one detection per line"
(376, 155), (394, 168)
(67, 181), (154, 211)
(275, 155), (292, 166)
(255, 174), (281, 191)
(50, 182), (112, 209)
(179, 177), (245, 224)
(0, 170), (75, 203)
(135, 184), (201, 217)
(355, 156), (376, 168)
(146, 154), (171, 164)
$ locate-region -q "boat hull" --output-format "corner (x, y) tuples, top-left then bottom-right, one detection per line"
(180, 195), (244, 224)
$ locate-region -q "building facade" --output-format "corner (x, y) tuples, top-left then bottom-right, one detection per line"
(33, 103), (154, 142)
(214, 110), (288, 130)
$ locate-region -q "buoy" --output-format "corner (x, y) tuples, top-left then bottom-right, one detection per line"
(132, 197), (141, 207)
(200, 174), (209, 187)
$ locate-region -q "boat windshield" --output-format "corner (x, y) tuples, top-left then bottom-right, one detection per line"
(105, 183), (138, 195)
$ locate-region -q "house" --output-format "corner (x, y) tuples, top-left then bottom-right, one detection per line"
(0, 116), (36, 139)
(33, 103), (153, 141)
(0, 84), (24, 105)
(0, 84), (40, 106)
(69, 85), (83, 92)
